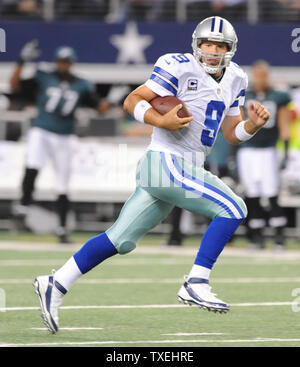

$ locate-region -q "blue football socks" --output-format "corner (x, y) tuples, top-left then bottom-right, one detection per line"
(194, 217), (243, 269)
(73, 232), (118, 274)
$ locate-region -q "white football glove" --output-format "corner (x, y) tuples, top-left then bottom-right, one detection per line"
(19, 39), (41, 62)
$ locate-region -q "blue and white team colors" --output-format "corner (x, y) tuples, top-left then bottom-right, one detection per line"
(146, 53), (248, 159)
(32, 18), (252, 332)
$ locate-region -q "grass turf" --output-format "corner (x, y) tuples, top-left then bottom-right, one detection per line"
(0, 232), (300, 347)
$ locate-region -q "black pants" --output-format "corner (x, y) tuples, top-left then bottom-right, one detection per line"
(245, 196), (286, 247)
(21, 167), (70, 229)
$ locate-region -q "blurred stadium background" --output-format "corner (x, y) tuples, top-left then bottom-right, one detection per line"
(0, 0), (300, 240)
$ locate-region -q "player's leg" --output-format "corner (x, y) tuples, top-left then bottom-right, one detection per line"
(162, 152), (246, 264)
(56, 194), (71, 242)
(237, 147), (265, 248)
(167, 206), (183, 246)
(268, 196), (287, 249)
(13, 127), (49, 218)
(33, 183), (174, 333)
(20, 168), (39, 208)
(50, 133), (74, 243)
(244, 196), (266, 249)
(261, 147), (287, 249)
(142, 151), (247, 312)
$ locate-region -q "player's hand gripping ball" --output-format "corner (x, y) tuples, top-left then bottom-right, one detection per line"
(150, 96), (191, 118)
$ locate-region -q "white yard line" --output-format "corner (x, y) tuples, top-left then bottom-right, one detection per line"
(0, 301), (294, 312)
(1, 256), (300, 267)
(31, 327), (104, 331)
(1, 258), (300, 266)
(1, 338), (300, 347)
(0, 242), (81, 252)
(162, 332), (226, 336)
(0, 260), (66, 266)
(31, 329), (224, 335)
(1, 277), (300, 284)
(32, 329), (222, 335)
(0, 259), (194, 266)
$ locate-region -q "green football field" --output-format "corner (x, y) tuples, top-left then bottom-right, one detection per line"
(1, 232), (300, 347)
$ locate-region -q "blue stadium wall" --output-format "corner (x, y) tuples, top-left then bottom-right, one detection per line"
(0, 21), (299, 66)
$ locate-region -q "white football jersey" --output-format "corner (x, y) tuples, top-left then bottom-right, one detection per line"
(145, 52), (248, 163)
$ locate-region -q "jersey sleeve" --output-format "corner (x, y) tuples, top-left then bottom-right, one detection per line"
(34, 69), (45, 83)
(80, 81), (100, 108)
(226, 72), (248, 116)
(277, 90), (292, 107)
(31, 67), (51, 86)
(17, 67), (42, 101)
(145, 54), (182, 97)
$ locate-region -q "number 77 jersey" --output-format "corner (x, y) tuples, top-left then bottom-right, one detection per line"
(145, 53), (248, 161)
(32, 68), (96, 135)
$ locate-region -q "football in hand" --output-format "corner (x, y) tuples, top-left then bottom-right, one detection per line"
(150, 96), (191, 118)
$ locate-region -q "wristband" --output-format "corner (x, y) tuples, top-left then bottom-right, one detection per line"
(133, 100), (152, 123)
(235, 120), (255, 142)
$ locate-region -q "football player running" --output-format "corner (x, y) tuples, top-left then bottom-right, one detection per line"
(33, 17), (270, 333)
(10, 41), (105, 243)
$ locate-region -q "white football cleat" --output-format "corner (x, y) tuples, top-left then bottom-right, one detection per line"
(33, 272), (67, 334)
(178, 276), (229, 313)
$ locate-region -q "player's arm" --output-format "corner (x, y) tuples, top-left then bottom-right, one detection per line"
(96, 100), (111, 113)
(277, 105), (291, 142)
(222, 102), (270, 145)
(81, 98), (106, 114)
(10, 63), (23, 92)
(10, 40), (40, 92)
(277, 105), (291, 168)
(83, 96), (116, 114)
(123, 85), (193, 131)
(80, 83), (106, 113)
(97, 85), (132, 113)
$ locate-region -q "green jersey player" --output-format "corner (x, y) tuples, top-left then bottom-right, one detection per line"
(10, 41), (104, 243)
(237, 60), (291, 249)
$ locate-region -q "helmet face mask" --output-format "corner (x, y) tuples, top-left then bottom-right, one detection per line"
(192, 16), (238, 75)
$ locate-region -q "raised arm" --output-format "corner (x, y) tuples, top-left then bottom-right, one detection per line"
(10, 63), (23, 92)
(10, 40), (40, 92)
(222, 102), (270, 145)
